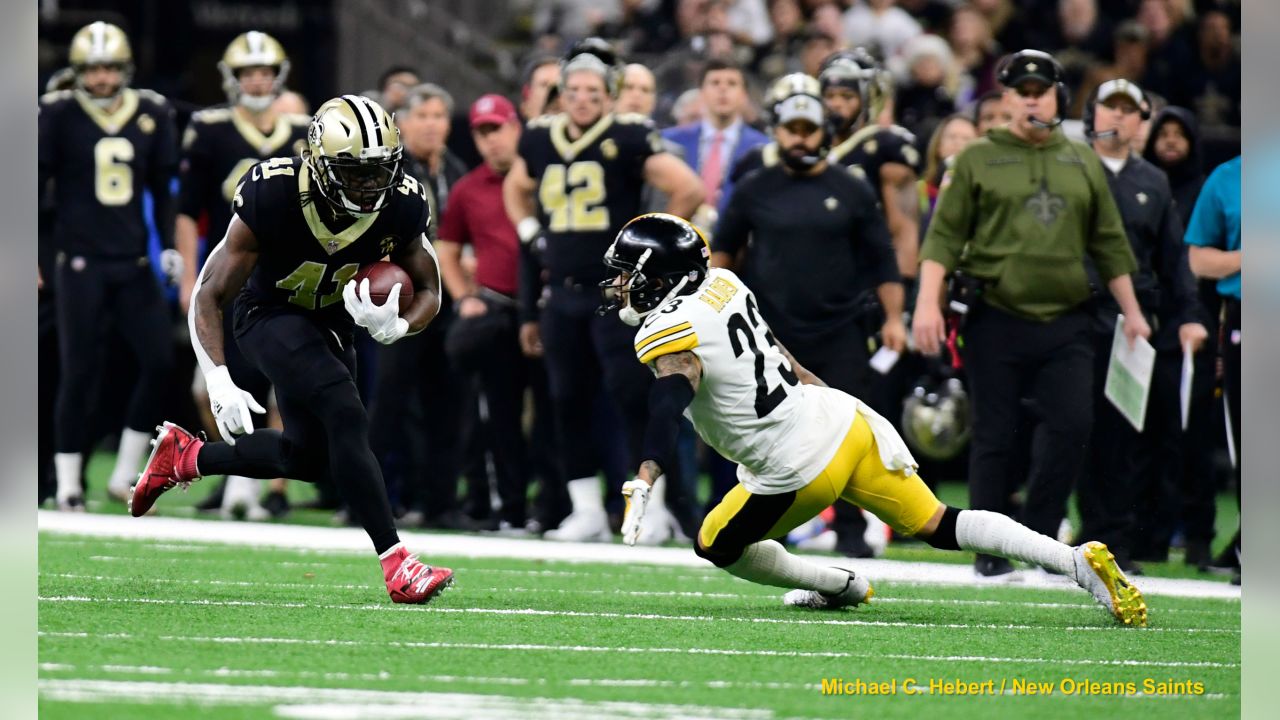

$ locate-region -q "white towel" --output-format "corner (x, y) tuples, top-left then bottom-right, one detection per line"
(855, 401), (920, 477)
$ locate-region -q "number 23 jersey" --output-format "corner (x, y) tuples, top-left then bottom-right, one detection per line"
(231, 156), (432, 330)
(634, 268), (859, 495)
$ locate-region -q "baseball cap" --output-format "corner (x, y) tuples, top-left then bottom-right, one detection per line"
(774, 92), (824, 127)
(1096, 79), (1145, 107)
(470, 94), (517, 128)
(1000, 50), (1061, 88)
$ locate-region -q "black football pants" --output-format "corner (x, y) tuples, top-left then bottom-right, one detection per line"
(197, 312), (399, 554)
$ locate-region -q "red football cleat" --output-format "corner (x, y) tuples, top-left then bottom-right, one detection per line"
(129, 422), (204, 518)
(380, 544), (454, 604)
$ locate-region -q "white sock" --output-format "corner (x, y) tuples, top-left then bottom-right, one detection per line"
(725, 539), (849, 594)
(955, 510), (1074, 575)
(109, 428), (152, 489)
(54, 453), (83, 500)
(566, 476), (605, 514)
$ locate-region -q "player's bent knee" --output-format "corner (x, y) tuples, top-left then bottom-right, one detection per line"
(920, 505), (962, 551)
(694, 536), (745, 568)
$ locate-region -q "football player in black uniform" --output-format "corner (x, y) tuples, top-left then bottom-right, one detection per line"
(177, 31), (310, 518)
(39, 21), (181, 510)
(132, 95), (454, 604)
(503, 39), (703, 542)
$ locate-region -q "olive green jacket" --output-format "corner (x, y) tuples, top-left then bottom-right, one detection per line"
(921, 126), (1137, 321)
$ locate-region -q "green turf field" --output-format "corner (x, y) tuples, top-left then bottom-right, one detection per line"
(38, 528), (1240, 719)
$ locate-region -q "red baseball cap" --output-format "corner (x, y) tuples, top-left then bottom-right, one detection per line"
(470, 94), (517, 128)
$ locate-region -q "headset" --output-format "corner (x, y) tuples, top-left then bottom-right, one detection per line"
(995, 49), (1070, 129)
(1082, 79), (1152, 140)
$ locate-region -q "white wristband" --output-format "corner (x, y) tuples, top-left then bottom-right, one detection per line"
(516, 217), (542, 244)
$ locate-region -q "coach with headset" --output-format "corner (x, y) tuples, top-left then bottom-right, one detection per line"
(912, 50), (1150, 578)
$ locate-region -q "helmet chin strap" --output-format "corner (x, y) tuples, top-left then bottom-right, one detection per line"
(620, 273), (694, 327)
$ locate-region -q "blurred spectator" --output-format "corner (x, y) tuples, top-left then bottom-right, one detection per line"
(725, 0), (774, 46)
(377, 65), (420, 113)
(1137, 0), (1196, 105)
(436, 94), (534, 532)
(948, 4), (1001, 105)
(920, 113), (977, 222)
(663, 60), (768, 208)
(798, 28), (838, 77)
(519, 54), (562, 120)
(671, 87), (705, 125)
(973, 89), (1012, 133)
(653, 0), (742, 121)
(1075, 20), (1150, 118)
(809, 2), (846, 46)
(1143, 106), (1204, 226)
(751, 0), (807, 79)
(842, 0), (923, 61)
(533, 0), (622, 44)
(622, 0), (685, 54)
(892, 34), (960, 145)
(974, 0), (1031, 53)
(1182, 10), (1239, 128)
(369, 83), (473, 529)
(1049, 0), (1114, 102)
(617, 63), (658, 116)
(897, 0), (954, 34)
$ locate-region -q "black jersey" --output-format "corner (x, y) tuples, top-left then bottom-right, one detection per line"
(828, 124), (921, 204)
(178, 106), (310, 254)
(38, 88), (178, 259)
(232, 156), (432, 330)
(518, 112), (663, 284)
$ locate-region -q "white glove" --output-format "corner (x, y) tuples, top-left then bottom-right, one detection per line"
(343, 277), (409, 345)
(205, 365), (266, 445)
(158, 248), (184, 286)
(620, 478), (652, 546)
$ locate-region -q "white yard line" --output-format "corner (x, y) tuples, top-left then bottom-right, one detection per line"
(37, 511), (1240, 600)
(36, 679), (774, 719)
(40, 572), (1239, 616)
(37, 594), (1237, 634)
(38, 631), (1239, 669)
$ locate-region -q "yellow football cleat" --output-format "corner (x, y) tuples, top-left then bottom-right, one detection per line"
(1075, 541), (1148, 627)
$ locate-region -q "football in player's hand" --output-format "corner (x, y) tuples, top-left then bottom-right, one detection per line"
(354, 262), (413, 315)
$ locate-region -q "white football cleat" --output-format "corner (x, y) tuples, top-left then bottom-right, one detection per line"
(1073, 541), (1148, 627)
(783, 569), (874, 610)
(220, 475), (270, 521)
(543, 510), (611, 542)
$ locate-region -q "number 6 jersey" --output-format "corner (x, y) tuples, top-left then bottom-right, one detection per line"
(634, 268), (867, 495)
(230, 156), (432, 332)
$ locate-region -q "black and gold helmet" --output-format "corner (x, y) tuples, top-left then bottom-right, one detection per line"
(68, 21), (133, 103)
(600, 213), (710, 325)
(818, 48), (890, 132)
(218, 31), (291, 112)
(560, 37), (624, 97)
(305, 95), (404, 216)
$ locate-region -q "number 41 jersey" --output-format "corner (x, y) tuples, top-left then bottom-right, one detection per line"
(634, 268), (860, 495)
(231, 156), (432, 330)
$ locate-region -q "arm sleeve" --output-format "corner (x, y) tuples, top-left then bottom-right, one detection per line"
(851, 177), (902, 286)
(710, 178), (752, 257)
(919, 149), (975, 271)
(1183, 173), (1223, 248)
(1085, 160), (1138, 281)
(147, 103), (180, 250)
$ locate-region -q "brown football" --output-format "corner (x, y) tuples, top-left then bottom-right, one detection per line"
(353, 262), (413, 315)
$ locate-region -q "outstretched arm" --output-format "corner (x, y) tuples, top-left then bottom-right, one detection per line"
(189, 215), (259, 373)
(636, 351), (702, 484)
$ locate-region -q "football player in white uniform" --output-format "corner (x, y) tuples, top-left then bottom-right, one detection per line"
(601, 213), (1148, 627)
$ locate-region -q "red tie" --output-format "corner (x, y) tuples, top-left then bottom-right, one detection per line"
(701, 130), (724, 206)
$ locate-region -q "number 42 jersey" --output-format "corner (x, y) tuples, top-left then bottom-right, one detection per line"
(634, 268), (868, 495)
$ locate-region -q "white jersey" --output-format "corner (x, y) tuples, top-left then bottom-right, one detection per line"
(634, 268), (869, 494)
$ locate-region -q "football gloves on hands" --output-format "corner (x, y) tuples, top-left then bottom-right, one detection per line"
(158, 248), (184, 286)
(620, 478), (652, 546)
(205, 365), (266, 444)
(343, 277), (409, 345)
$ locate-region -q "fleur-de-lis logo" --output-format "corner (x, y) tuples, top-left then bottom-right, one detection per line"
(1025, 180), (1066, 227)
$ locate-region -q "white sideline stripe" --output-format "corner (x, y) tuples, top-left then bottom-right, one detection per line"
(37, 679), (773, 719)
(37, 511), (1240, 600)
(42, 572), (1238, 616)
(36, 595), (1238, 634)
(39, 631), (1239, 669)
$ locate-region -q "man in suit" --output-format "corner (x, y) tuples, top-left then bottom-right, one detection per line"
(662, 59), (767, 211)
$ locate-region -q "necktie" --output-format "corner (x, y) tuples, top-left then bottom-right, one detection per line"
(701, 130), (724, 206)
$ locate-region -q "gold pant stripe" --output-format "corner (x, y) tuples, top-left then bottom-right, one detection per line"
(698, 412), (944, 552)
